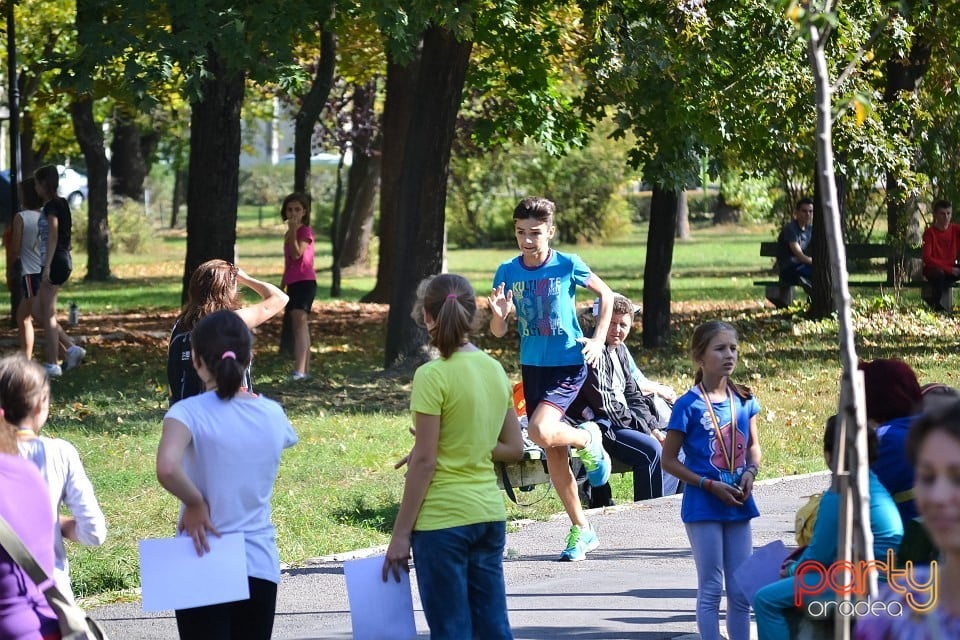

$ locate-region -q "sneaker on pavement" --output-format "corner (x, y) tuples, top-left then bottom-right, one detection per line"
(44, 363), (63, 378)
(577, 421), (612, 487)
(559, 524), (599, 562)
(64, 346), (86, 371)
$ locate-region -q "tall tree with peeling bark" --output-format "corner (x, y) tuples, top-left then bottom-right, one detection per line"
(794, 2), (881, 636)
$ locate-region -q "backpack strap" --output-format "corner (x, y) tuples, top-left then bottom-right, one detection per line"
(0, 513), (54, 587)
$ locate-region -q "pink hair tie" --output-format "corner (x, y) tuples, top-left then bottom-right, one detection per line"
(221, 351), (237, 360)
(446, 293), (458, 300)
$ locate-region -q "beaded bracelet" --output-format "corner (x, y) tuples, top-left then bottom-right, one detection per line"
(698, 476), (707, 489)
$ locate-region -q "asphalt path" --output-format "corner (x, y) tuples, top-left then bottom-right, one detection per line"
(91, 472), (828, 639)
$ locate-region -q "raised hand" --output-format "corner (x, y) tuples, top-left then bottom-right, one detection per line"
(488, 283), (515, 321)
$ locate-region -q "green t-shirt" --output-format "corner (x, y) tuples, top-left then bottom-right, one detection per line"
(410, 349), (513, 531)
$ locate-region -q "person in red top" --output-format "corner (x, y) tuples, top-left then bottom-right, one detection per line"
(921, 199), (960, 312)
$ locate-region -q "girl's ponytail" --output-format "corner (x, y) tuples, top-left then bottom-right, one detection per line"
(413, 274), (478, 359)
(191, 310), (253, 399)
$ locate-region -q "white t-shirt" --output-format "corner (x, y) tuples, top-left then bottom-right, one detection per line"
(165, 390), (298, 583)
(17, 209), (44, 275)
(18, 435), (107, 600)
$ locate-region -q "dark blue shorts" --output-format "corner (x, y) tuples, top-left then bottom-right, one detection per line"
(21, 273), (41, 299)
(521, 364), (587, 417)
(285, 280), (317, 313)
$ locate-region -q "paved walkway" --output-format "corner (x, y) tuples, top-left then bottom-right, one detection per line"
(91, 472), (828, 639)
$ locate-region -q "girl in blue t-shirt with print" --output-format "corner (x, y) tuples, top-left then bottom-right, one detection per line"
(663, 320), (761, 640)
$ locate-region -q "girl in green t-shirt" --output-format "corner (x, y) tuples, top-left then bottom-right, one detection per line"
(382, 273), (524, 639)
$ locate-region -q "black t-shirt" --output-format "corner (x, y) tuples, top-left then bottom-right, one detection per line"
(43, 197), (72, 251)
(166, 320), (254, 406)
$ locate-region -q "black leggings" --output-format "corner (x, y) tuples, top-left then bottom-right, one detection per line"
(175, 577), (277, 640)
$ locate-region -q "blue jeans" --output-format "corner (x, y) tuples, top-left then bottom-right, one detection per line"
(754, 572), (830, 640)
(411, 521), (513, 640)
(685, 520), (753, 640)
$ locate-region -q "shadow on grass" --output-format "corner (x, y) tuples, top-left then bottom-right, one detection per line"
(330, 498), (398, 534)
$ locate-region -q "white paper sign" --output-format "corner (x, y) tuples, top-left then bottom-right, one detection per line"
(344, 555), (418, 640)
(139, 533), (249, 612)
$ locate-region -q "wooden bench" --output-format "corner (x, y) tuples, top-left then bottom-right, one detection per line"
(497, 447), (632, 497)
(754, 241), (952, 310)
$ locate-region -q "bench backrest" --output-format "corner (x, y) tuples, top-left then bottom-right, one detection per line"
(759, 241), (919, 260)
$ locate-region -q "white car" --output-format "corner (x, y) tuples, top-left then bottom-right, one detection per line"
(277, 149), (353, 167)
(57, 165), (88, 208)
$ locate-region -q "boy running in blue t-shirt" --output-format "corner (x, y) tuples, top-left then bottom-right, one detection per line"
(489, 196), (614, 561)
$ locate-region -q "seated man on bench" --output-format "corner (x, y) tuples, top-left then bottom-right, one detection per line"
(568, 293), (679, 507)
(776, 198), (814, 292)
(921, 199), (960, 312)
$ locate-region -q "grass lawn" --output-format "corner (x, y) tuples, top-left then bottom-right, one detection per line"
(2, 209), (955, 602)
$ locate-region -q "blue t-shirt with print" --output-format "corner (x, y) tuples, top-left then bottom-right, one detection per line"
(666, 385), (761, 523)
(493, 250), (592, 367)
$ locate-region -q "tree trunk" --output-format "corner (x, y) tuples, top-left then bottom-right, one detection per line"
(383, 27), (472, 368)
(884, 34), (930, 285)
(675, 190), (689, 240)
(338, 80), (379, 271)
(293, 30), (336, 195)
(642, 187), (678, 348)
(362, 54), (419, 303)
(809, 160), (846, 318)
(182, 47), (244, 302)
(69, 95), (111, 281)
(328, 157), (346, 297)
(111, 107), (148, 201)
(19, 110), (40, 176)
(808, 26), (874, 640)
(339, 155), (379, 271)
(170, 167), (185, 228)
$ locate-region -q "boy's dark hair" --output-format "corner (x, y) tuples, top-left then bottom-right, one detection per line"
(191, 310), (253, 399)
(796, 197), (814, 209)
(281, 192), (311, 226)
(34, 165), (59, 192)
(933, 199), (952, 213)
(824, 414), (878, 464)
(513, 197), (555, 224)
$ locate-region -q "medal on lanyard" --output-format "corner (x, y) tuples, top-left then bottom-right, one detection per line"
(699, 383), (738, 485)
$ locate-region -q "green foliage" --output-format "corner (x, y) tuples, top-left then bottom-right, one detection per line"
(720, 171), (778, 224)
(236, 163), (340, 232)
(446, 124), (638, 247)
(71, 200), (154, 255)
(109, 200), (154, 254)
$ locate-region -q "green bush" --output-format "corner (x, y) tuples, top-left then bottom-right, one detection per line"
(719, 172), (778, 224)
(71, 200), (155, 255)
(624, 189), (717, 224)
(447, 125), (639, 248)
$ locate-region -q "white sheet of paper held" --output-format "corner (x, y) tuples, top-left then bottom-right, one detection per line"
(139, 532), (249, 612)
(344, 554), (418, 640)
